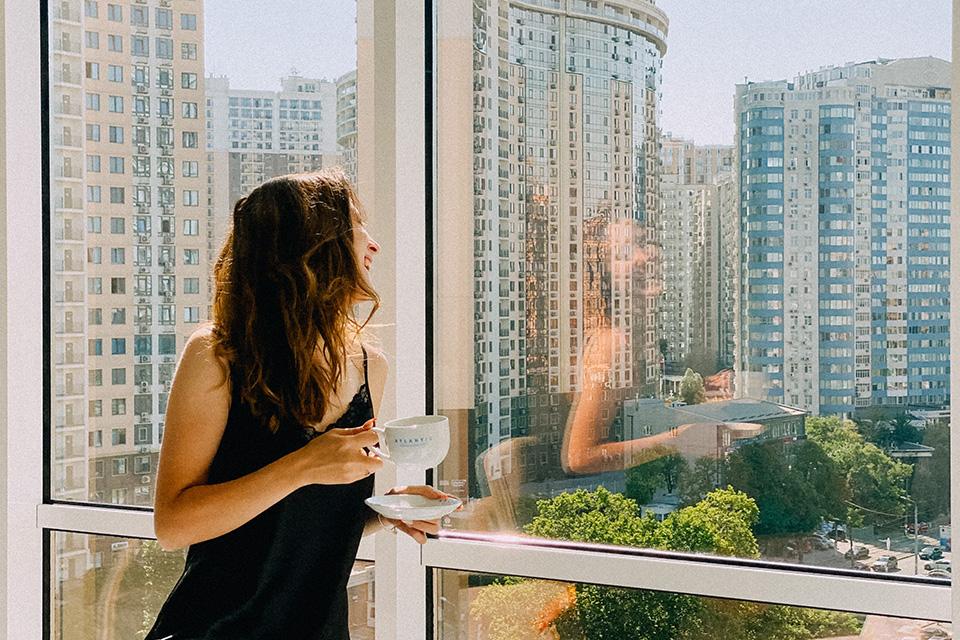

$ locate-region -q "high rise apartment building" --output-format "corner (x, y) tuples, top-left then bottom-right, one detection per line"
(466, 0), (668, 485)
(49, 0), (207, 587)
(659, 137), (734, 372)
(204, 74), (340, 221)
(735, 57), (950, 415)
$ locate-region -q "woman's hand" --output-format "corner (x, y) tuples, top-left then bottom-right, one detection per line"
(293, 419), (383, 486)
(377, 485), (461, 544)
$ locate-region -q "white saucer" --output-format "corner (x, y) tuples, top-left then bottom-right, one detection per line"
(365, 494), (462, 523)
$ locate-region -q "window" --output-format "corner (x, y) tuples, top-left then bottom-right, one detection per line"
(181, 42), (198, 60)
(183, 248), (200, 265)
(107, 34), (122, 52)
(88, 400), (102, 418)
(88, 308), (102, 325)
(86, 185), (101, 203)
(183, 277), (200, 294)
(158, 334), (176, 355)
(110, 217), (124, 234)
(182, 160), (198, 177)
(132, 35), (149, 57)
(87, 277), (102, 295)
(110, 398), (126, 416)
(110, 277), (125, 295)
(181, 101), (198, 118)
(134, 156), (150, 177)
(183, 306), (200, 323)
(108, 156), (124, 174)
(84, 30), (99, 49)
(86, 154), (101, 173)
(85, 93), (100, 111)
(88, 338), (103, 356)
(180, 13), (197, 30)
(87, 247), (101, 264)
(156, 37), (173, 59)
(110, 247), (124, 265)
(107, 95), (123, 113)
(182, 190), (199, 206)
(85, 123), (100, 141)
(106, 3), (121, 21)
(111, 368), (126, 385)
(88, 430), (103, 448)
(108, 125), (123, 144)
(182, 131), (198, 148)
(109, 186), (125, 203)
(112, 456), (127, 473)
(84, 1), (98, 18)
(87, 215), (101, 233)
(134, 335), (152, 356)
(155, 7), (173, 29)
(84, 61), (99, 79)
(131, 5), (148, 26)
(110, 337), (126, 355)
(181, 72), (197, 90)
(134, 456), (151, 474)
(107, 64), (123, 83)
(182, 219), (199, 236)
(88, 368), (102, 386)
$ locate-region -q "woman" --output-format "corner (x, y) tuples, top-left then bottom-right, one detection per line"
(146, 169), (448, 640)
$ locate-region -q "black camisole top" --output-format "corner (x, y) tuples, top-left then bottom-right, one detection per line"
(146, 348), (375, 640)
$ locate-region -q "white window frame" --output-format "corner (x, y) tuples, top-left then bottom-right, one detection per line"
(3, 1), (959, 639)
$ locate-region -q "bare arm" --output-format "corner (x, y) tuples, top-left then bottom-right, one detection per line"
(560, 327), (763, 475)
(153, 328), (382, 550)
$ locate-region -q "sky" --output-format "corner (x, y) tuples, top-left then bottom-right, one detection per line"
(204, 1), (952, 145)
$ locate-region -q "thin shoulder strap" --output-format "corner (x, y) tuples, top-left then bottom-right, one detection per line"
(361, 344), (370, 389)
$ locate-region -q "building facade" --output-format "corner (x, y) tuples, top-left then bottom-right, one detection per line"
(466, 0), (668, 488)
(48, 0), (208, 588)
(735, 57), (950, 415)
(659, 137), (734, 373)
(204, 74), (341, 221)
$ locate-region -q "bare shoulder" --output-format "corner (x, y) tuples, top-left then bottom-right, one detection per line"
(177, 323), (231, 392)
(362, 342), (389, 375)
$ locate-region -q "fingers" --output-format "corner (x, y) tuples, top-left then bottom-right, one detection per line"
(340, 418), (376, 435)
(385, 485), (450, 500)
(392, 521), (428, 544)
(344, 426), (381, 448)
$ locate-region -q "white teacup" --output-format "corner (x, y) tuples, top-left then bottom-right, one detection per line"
(373, 415), (450, 467)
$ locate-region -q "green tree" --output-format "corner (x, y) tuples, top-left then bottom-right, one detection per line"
(679, 368), (706, 405)
(725, 442), (821, 537)
(806, 415), (912, 524)
(678, 456), (722, 507)
(911, 422), (950, 521)
(625, 453), (687, 505)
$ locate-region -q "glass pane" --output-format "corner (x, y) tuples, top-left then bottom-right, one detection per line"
(51, 532), (375, 639)
(47, 0), (361, 505)
(434, 569), (950, 640)
(435, 0), (952, 577)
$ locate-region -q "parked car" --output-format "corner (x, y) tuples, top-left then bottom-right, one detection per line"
(807, 534), (832, 550)
(924, 559), (952, 573)
(919, 546), (943, 561)
(906, 521), (931, 535)
(827, 528), (847, 542)
(871, 555), (898, 572)
(926, 568), (952, 579)
(852, 560), (870, 571)
(844, 546), (869, 560)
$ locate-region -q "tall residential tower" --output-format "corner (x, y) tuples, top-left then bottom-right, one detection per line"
(735, 57), (950, 415)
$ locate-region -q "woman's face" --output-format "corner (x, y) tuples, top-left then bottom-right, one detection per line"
(351, 212), (380, 287)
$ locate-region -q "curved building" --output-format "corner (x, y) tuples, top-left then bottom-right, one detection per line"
(465, 0), (668, 484)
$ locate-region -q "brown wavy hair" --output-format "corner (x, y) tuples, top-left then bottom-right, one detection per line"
(210, 169), (379, 431)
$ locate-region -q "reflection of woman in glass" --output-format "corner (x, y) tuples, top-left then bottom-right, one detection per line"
(472, 219), (760, 530)
(147, 170), (450, 639)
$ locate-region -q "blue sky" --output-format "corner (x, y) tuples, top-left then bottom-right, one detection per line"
(204, 1), (951, 145)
